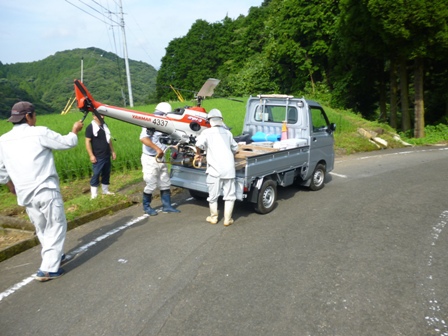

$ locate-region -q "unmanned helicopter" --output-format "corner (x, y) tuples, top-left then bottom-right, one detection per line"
(74, 78), (222, 167)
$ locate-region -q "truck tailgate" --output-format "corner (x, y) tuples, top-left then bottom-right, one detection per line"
(170, 165), (245, 200)
(170, 165), (208, 193)
(243, 146), (309, 177)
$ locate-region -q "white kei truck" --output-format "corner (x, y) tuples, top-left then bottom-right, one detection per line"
(169, 94), (336, 214)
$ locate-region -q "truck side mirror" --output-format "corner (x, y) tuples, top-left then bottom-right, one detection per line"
(328, 123), (336, 133)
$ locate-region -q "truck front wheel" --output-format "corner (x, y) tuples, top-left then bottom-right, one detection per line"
(309, 163), (326, 191)
(254, 180), (277, 214)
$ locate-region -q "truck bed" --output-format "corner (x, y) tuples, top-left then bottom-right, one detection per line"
(235, 143), (309, 178)
(170, 143), (310, 200)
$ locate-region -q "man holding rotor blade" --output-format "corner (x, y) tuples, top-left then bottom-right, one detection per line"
(0, 101), (83, 281)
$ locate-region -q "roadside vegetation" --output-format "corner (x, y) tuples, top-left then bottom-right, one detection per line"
(1, 97), (447, 224)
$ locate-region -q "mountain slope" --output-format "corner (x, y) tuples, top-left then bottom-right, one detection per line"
(0, 47), (157, 119)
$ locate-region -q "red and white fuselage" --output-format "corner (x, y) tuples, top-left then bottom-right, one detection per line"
(74, 79), (210, 144)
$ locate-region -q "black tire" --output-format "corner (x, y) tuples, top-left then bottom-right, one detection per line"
(254, 179), (277, 214)
(309, 163), (326, 191)
(189, 189), (208, 201)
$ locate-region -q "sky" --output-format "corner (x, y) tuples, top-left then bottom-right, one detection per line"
(0, 0), (262, 70)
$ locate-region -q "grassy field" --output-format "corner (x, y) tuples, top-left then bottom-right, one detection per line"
(0, 98), (248, 182)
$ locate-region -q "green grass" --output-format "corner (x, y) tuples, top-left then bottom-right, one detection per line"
(399, 124), (448, 145)
(0, 168), (143, 221)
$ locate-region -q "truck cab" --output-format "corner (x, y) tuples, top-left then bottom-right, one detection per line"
(239, 95), (335, 186)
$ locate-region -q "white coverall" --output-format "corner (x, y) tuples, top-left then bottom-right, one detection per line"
(195, 126), (239, 203)
(139, 128), (171, 194)
(0, 124), (78, 272)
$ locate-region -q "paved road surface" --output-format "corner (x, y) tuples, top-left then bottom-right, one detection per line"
(1, 146), (448, 336)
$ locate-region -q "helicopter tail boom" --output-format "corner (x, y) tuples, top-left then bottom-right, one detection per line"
(74, 79), (179, 135)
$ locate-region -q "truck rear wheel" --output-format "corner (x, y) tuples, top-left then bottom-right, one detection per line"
(309, 163), (326, 191)
(254, 180), (277, 214)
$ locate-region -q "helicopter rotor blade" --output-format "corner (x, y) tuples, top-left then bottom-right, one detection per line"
(162, 78), (244, 104)
(197, 78), (220, 98)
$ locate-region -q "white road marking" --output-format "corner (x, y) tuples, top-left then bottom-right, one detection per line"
(335, 147), (448, 164)
(332, 147), (448, 180)
(4, 263), (32, 270)
(329, 172), (347, 178)
(0, 214), (149, 302)
(422, 210), (448, 335)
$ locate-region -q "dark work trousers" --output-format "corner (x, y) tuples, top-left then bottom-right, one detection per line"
(90, 156), (111, 187)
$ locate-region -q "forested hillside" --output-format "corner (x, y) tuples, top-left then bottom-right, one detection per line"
(157, 0), (448, 137)
(0, 47), (157, 119)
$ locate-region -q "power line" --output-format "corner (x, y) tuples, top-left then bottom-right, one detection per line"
(64, 0), (111, 25)
(87, 0), (122, 26)
(64, 0), (133, 107)
(127, 13), (156, 66)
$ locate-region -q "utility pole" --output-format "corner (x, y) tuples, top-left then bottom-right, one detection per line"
(81, 57), (84, 82)
(119, 0), (134, 107)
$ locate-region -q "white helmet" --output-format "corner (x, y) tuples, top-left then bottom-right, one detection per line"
(207, 108), (223, 120)
(207, 108), (224, 127)
(155, 102), (172, 114)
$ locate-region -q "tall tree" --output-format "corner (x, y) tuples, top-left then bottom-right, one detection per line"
(262, 0), (339, 93)
(398, 57), (411, 132)
(389, 60), (399, 128)
(157, 19), (233, 101)
(217, 5), (271, 96)
(367, 0), (448, 137)
(331, 0), (389, 118)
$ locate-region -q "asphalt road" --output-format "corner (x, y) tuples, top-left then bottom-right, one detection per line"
(1, 146), (448, 336)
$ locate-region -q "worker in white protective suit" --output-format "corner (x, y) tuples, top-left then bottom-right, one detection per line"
(0, 101), (83, 282)
(140, 102), (181, 215)
(195, 109), (238, 226)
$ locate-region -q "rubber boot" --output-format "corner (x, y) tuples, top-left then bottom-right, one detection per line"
(206, 202), (219, 224)
(223, 200), (235, 226)
(90, 186), (98, 199)
(142, 192), (157, 216)
(102, 184), (115, 195)
(160, 190), (180, 213)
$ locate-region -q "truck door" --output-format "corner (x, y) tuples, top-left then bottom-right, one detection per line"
(309, 106), (335, 173)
